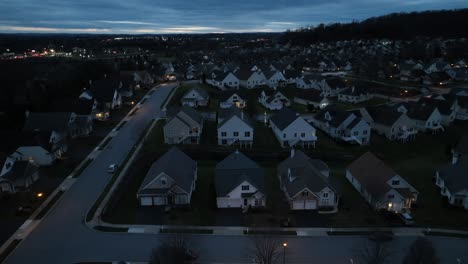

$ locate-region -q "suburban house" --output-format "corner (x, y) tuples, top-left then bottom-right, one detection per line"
(346, 152), (419, 212)
(258, 90), (290, 110)
(208, 71), (240, 90)
(90, 79), (123, 120)
(219, 91), (247, 109)
(237, 69), (266, 89)
(181, 86), (210, 108)
(283, 70), (302, 84)
(116, 74), (136, 98)
(296, 76), (319, 89)
(14, 131), (65, 166)
(0, 160), (39, 193)
(215, 150), (265, 208)
(312, 108), (371, 145)
(164, 106), (203, 144)
(434, 155), (468, 210)
(264, 71), (286, 88)
(359, 106), (417, 142)
(316, 77), (349, 97)
(137, 147), (197, 206)
(419, 97), (458, 126)
(217, 107), (254, 148)
(294, 89), (330, 109)
(338, 86), (372, 104)
(396, 102), (443, 133)
(269, 108), (317, 148)
(277, 149), (338, 210)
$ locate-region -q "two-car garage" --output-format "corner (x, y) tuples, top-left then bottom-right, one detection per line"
(292, 199), (317, 210)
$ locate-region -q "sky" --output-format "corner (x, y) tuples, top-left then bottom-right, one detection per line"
(0, 0), (467, 34)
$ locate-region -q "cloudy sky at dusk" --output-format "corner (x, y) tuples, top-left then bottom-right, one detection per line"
(0, 0), (467, 34)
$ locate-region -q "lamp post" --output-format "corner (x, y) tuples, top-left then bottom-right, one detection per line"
(282, 242), (287, 264)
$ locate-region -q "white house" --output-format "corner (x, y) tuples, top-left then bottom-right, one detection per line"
(338, 86), (372, 104)
(208, 71), (240, 90)
(296, 77), (317, 89)
(359, 106), (417, 142)
(435, 156), (468, 210)
(237, 69), (266, 89)
(217, 107), (254, 148)
(181, 86), (210, 108)
(396, 102), (443, 133)
(346, 152), (419, 212)
(293, 89), (330, 109)
(312, 108), (371, 145)
(264, 71), (286, 88)
(278, 149), (338, 210)
(137, 147), (197, 206)
(215, 151), (265, 209)
(258, 90), (290, 110)
(269, 108), (317, 148)
(219, 91), (247, 109)
(0, 160), (39, 193)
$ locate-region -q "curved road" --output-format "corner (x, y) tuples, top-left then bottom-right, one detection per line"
(4, 84), (468, 264)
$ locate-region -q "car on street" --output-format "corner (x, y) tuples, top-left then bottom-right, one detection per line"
(108, 164), (118, 173)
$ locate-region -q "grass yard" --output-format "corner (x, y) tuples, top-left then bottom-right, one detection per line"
(253, 123), (281, 150)
(141, 120), (167, 154)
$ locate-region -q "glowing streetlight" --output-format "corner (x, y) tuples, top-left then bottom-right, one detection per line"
(283, 243), (287, 264)
(37, 192), (44, 198)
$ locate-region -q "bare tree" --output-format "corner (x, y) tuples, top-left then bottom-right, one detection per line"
(357, 239), (395, 264)
(403, 237), (439, 264)
(250, 236), (282, 264)
(149, 234), (197, 264)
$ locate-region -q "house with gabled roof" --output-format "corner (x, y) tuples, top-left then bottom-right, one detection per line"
(217, 107), (253, 148)
(435, 155), (468, 210)
(0, 160), (39, 193)
(419, 96), (458, 126)
(207, 71), (240, 90)
(90, 78), (122, 112)
(258, 90), (290, 110)
(137, 147), (197, 206)
(296, 76), (318, 89)
(293, 89), (330, 109)
(263, 71), (286, 88)
(312, 108), (371, 145)
(359, 106), (417, 142)
(269, 108), (317, 148)
(317, 77), (349, 97)
(164, 106), (203, 144)
(396, 102), (443, 133)
(278, 149), (338, 210)
(181, 86), (210, 108)
(346, 152), (419, 212)
(215, 150), (265, 208)
(338, 86), (372, 104)
(237, 69), (266, 89)
(219, 90), (247, 109)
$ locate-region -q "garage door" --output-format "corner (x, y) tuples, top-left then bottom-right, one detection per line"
(140, 197), (153, 206)
(293, 200), (317, 210)
(153, 197), (165, 205)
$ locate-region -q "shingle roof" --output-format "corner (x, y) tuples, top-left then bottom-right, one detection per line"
(366, 106), (403, 126)
(137, 147), (196, 195)
(23, 112), (72, 132)
(314, 108), (353, 127)
(437, 156), (468, 193)
(269, 108), (299, 131)
(217, 106), (253, 129)
(277, 150), (333, 197)
(215, 151), (264, 196)
(219, 90), (247, 101)
(347, 152), (396, 198)
(167, 106), (203, 126)
(184, 86), (209, 100)
(398, 102), (438, 121)
(295, 89), (324, 103)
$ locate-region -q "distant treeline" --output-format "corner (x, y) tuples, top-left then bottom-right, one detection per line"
(281, 9), (468, 44)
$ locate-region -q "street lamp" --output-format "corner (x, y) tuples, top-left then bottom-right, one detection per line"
(282, 242), (287, 264)
(37, 192), (44, 198)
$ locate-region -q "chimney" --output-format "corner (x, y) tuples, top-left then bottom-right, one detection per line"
(290, 148), (295, 159)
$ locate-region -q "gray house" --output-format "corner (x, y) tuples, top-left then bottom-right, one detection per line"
(164, 106), (203, 144)
(278, 149), (338, 210)
(435, 156), (468, 210)
(181, 86), (210, 108)
(137, 147), (197, 206)
(0, 160), (39, 193)
(215, 150), (265, 209)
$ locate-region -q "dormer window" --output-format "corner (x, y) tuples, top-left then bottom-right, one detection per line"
(242, 185), (249, 191)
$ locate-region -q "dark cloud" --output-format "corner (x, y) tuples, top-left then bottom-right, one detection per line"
(0, 0), (466, 33)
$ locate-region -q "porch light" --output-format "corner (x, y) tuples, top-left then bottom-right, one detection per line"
(388, 202), (393, 209)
